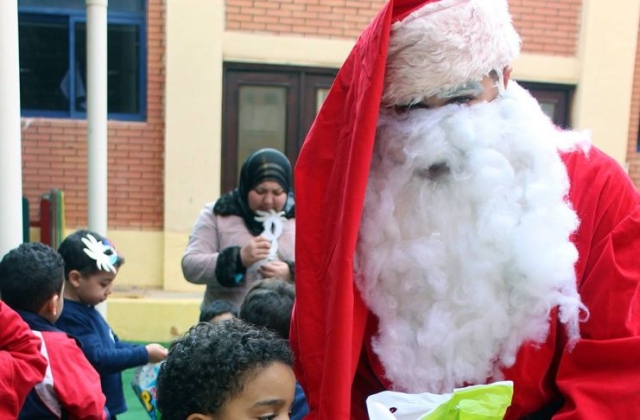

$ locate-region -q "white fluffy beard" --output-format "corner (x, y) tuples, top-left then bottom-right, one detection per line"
(354, 82), (588, 394)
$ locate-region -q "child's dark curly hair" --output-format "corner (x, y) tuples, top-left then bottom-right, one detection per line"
(0, 242), (64, 313)
(57, 229), (124, 279)
(156, 318), (293, 420)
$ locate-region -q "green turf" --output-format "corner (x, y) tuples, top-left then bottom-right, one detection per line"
(120, 367), (151, 419)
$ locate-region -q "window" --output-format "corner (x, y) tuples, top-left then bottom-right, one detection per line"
(18, 0), (146, 121)
(518, 81), (574, 128)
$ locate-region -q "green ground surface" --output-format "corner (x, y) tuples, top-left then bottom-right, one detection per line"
(120, 367), (151, 419)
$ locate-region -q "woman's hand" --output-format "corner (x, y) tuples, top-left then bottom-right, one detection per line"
(259, 260), (291, 280)
(240, 236), (272, 267)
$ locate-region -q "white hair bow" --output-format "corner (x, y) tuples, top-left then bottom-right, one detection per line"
(82, 233), (119, 274)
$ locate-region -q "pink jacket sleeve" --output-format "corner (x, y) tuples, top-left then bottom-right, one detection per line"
(181, 202), (222, 285)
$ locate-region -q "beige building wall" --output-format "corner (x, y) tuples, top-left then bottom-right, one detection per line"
(163, 0), (225, 293)
(572, 0), (640, 165)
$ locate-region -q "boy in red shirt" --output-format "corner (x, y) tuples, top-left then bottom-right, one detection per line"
(0, 242), (108, 419)
(0, 301), (47, 418)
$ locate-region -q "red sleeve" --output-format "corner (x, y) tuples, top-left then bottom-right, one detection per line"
(289, 4), (393, 419)
(49, 333), (107, 420)
(553, 147), (640, 418)
(0, 302), (47, 418)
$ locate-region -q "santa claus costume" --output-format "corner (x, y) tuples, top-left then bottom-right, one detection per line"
(290, 0), (640, 419)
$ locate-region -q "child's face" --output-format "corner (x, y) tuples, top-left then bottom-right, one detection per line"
(69, 269), (117, 306)
(214, 361), (296, 420)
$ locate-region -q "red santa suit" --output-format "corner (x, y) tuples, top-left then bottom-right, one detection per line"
(290, 0), (640, 419)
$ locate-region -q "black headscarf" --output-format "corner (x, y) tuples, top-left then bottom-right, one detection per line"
(214, 148), (295, 235)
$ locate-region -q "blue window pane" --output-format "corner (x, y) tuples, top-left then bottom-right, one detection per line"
(18, 0), (144, 13)
(106, 24), (142, 114)
(19, 17), (70, 113)
(74, 22), (141, 114)
(18, 2), (146, 120)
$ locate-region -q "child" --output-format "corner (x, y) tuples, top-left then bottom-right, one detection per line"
(0, 242), (108, 419)
(55, 229), (168, 419)
(239, 279), (309, 420)
(0, 301), (47, 419)
(239, 278), (295, 338)
(198, 298), (238, 323)
(157, 319), (296, 420)
(129, 299), (240, 419)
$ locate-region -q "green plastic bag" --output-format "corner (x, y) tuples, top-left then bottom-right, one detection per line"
(367, 381), (514, 420)
(421, 382), (514, 419)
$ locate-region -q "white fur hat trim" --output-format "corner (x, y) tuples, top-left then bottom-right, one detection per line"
(383, 0), (521, 106)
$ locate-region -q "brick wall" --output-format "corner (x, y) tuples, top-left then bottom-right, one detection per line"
(226, 0), (385, 38)
(627, 23), (640, 188)
(225, 0), (581, 55)
(21, 0), (165, 230)
(509, 0), (581, 56)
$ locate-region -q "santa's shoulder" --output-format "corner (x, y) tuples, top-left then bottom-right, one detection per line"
(560, 141), (631, 186)
(559, 137), (638, 221)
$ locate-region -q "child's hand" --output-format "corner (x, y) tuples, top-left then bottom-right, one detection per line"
(145, 343), (168, 363)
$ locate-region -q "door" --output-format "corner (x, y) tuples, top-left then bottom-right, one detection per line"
(222, 63), (336, 193)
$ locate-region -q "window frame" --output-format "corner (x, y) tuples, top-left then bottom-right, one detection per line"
(518, 81), (574, 128)
(18, 4), (147, 121)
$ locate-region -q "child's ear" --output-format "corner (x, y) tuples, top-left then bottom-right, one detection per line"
(40, 293), (59, 319)
(49, 294), (60, 317)
(68, 270), (82, 288)
(186, 414), (215, 420)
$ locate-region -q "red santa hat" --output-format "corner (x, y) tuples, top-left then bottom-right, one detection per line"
(385, 0), (521, 105)
(290, 1), (521, 418)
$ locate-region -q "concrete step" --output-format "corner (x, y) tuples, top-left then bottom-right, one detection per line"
(106, 288), (202, 343)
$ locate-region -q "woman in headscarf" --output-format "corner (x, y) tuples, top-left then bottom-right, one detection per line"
(182, 148), (295, 308)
